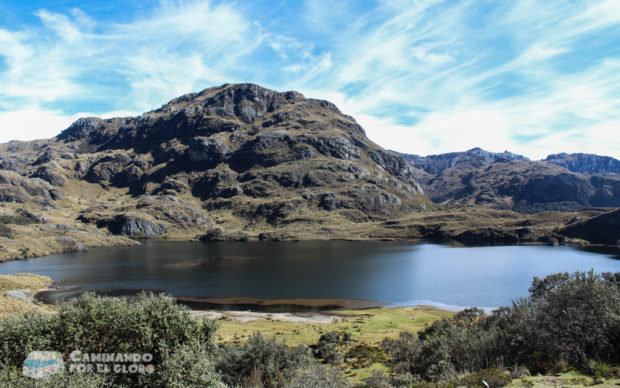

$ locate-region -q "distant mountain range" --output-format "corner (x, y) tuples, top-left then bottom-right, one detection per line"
(396, 148), (620, 213)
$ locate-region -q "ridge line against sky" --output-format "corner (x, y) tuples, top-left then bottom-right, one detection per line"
(0, 0), (619, 159)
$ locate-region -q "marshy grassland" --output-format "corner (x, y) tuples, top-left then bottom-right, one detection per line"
(209, 306), (455, 346)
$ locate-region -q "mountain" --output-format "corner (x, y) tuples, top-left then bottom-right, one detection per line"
(0, 83), (431, 259)
(397, 148), (620, 213)
(544, 153), (620, 175)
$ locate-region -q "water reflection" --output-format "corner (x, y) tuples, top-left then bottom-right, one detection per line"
(0, 241), (619, 309)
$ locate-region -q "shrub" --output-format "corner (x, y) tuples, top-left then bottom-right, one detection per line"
(288, 363), (350, 388)
(156, 344), (225, 388)
(216, 332), (312, 387)
(0, 292), (222, 387)
(0, 221), (12, 238)
(0, 367), (111, 388)
(380, 271), (620, 382)
(364, 369), (392, 388)
(313, 331), (350, 365)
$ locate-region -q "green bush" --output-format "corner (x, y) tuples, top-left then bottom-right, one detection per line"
(381, 271), (620, 383)
(0, 221), (13, 238)
(216, 332), (312, 387)
(0, 367), (111, 388)
(0, 292), (222, 387)
(288, 364), (350, 388)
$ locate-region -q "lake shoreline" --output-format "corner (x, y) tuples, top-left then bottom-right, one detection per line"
(3, 233), (616, 265)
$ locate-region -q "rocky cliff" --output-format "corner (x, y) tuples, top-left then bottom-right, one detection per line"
(398, 148), (620, 213)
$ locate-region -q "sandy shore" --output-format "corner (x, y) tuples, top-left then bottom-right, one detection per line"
(191, 310), (340, 323)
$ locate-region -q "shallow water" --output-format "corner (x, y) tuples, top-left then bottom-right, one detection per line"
(0, 241), (618, 310)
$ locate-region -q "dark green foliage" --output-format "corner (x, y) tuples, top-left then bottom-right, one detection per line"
(0, 367), (112, 387)
(156, 345), (224, 388)
(216, 331), (312, 387)
(288, 364), (351, 388)
(0, 221), (13, 238)
(381, 271), (620, 384)
(313, 331), (350, 365)
(364, 369), (392, 388)
(0, 293), (222, 387)
(592, 361), (620, 380)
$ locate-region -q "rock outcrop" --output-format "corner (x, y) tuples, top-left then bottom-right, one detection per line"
(559, 209), (620, 244)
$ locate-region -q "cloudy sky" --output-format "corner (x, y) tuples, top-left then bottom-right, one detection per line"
(1, 0), (619, 159)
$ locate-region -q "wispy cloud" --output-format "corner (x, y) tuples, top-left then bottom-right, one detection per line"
(0, 0), (619, 159)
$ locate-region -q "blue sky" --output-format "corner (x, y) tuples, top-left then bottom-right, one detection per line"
(1, 0), (619, 159)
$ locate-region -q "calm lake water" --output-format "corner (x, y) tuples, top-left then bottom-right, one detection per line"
(1, 241), (619, 310)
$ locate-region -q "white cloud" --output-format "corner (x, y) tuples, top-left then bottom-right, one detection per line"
(0, 109), (78, 142)
(0, 0), (619, 161)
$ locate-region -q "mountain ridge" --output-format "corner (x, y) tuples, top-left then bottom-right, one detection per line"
(396, 148), (620, 212)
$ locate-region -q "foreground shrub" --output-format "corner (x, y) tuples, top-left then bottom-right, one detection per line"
(216, 332), (312, 387)
(381, 271), (620, 383)
(156, 344), (224, 388)
(288, 363), (351, 388)
(0, 367), (111, 388)
(0, 292), (222, 387)
(313, 331), (350, 365)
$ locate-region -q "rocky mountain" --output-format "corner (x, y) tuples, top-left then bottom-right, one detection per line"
(544, 153), (620, 175)
(400, 147), (528, 175)
(0, 83), (430, 258)
(397, 148), (620, 213)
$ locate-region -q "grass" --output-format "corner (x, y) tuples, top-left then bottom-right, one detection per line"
(0, 273), (53, 317)
(214, 306), (454, 346)
(212, 306), (454, 386)
(505, 370), (620, 387)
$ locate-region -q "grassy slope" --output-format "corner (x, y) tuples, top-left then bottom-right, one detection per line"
(0, 273), (53, 317)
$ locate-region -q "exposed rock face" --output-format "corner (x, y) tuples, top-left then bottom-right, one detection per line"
(397, 148), (620, 213)
(545, 153), (620, 175)
(560, 209), (620, 244)
(0, 83), (429, 240)
(107, 215), (167, 237)
(401, 147), (528, 175)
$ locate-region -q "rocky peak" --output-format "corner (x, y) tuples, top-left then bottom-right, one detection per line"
(544, 153), (620, 175)
(397, 147), (528, 175)
(56, 117), (104, 142)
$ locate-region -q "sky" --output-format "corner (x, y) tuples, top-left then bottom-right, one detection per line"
(0, 0), (619, 160)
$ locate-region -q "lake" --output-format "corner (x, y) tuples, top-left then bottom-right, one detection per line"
(0, 241), (619, 310)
